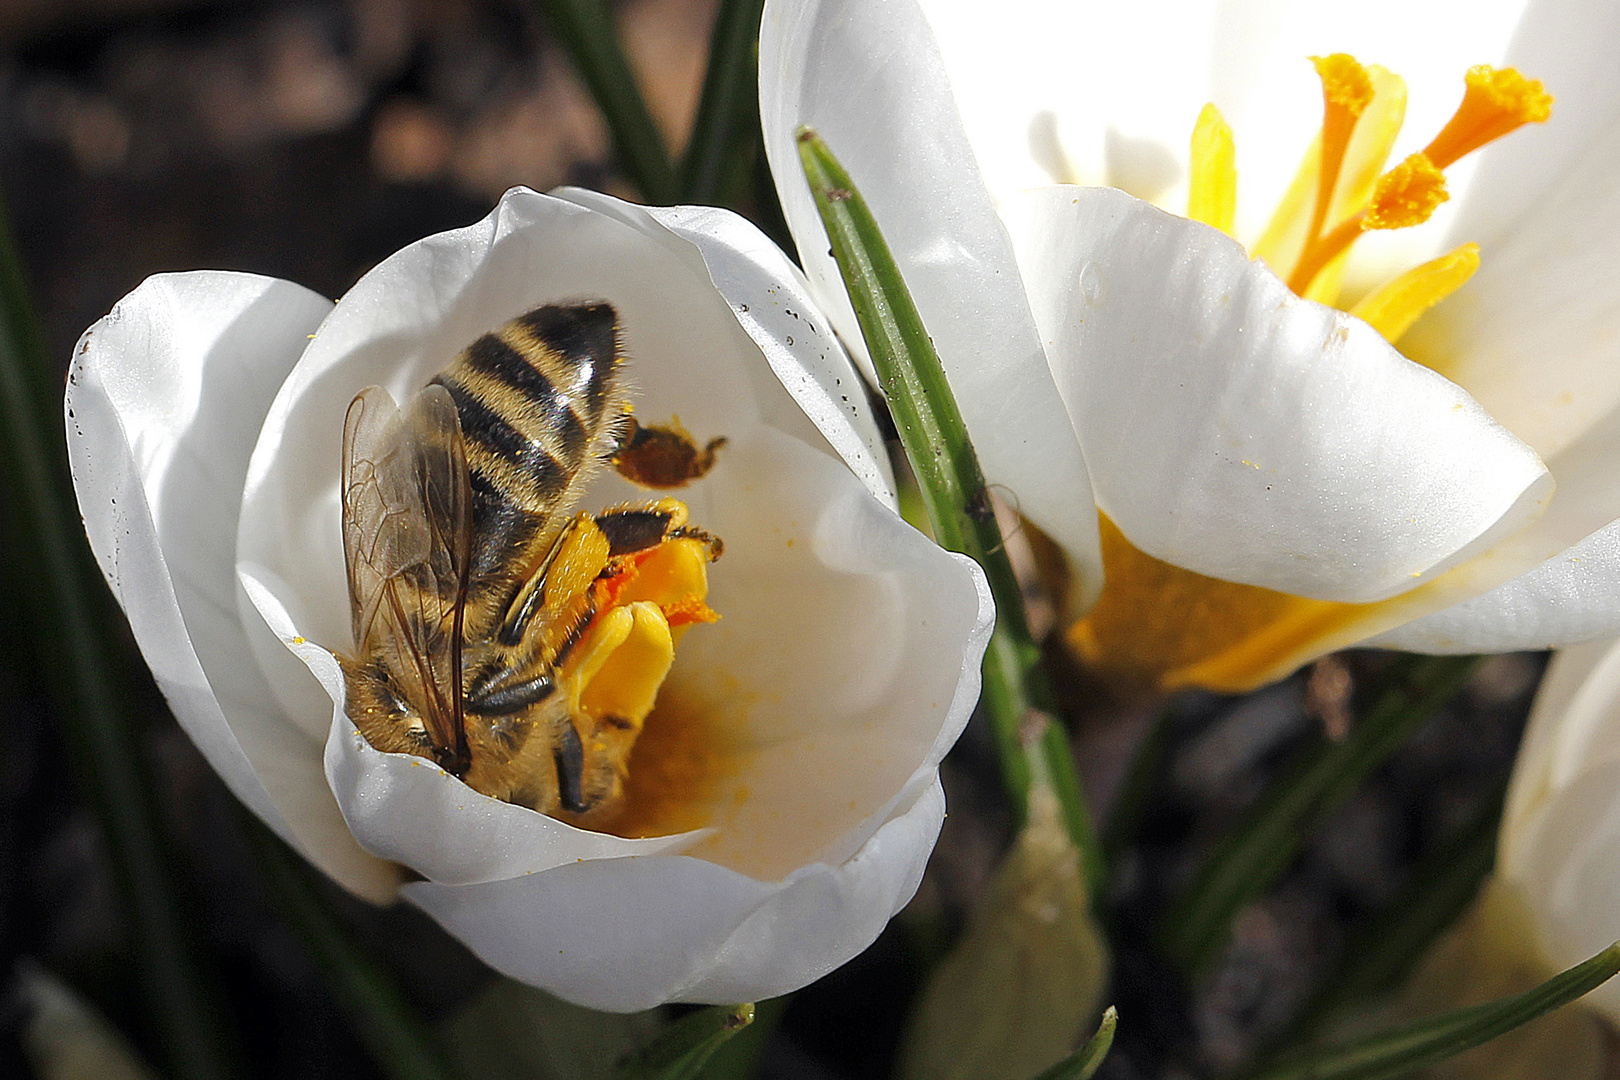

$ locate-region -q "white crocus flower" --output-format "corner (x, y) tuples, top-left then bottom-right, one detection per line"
(66, 187), (993, 1012)
(1497, 637), (1620, 1024)
(760, 0), (1620, 692)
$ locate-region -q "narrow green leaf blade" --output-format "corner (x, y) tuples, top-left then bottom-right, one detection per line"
(240, 814), (460, 1080)
(1029, 1007), (1117, 1080)
(1240, 942), (1620, 1080)
(617, 1004), (755, 1080)
(795, 125), (1106, 896)
(678, 0), (766, 204)
(0, 187), (240, 1080)
(1161, 654), (1479, 972)
(533, 0), (677, 203)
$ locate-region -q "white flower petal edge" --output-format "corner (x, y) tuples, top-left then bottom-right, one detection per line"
(65, 271), (403, 903)
(1498, 637), (1620, 1022)
(1001, 186), (1551, 602)
(223, 186), (994, 1009)
(759, 0), (1104, 607)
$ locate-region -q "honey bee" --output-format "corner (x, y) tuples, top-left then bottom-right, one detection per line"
(339, 302), (722, 825)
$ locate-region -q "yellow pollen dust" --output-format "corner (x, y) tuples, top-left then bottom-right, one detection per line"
(1364, 153), (1449, 229)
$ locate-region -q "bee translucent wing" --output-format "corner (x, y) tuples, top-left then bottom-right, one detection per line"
(342, 384), (473, 770)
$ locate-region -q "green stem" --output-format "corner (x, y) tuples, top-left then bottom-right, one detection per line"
(0, 196), (239, 1079)
(1237, 942), (1620, 1080)
(533, 0), (678, 204)
(796, 127), (1104, 897)
(1029, 1007), (1117, 1080)
(617, 1003), (756, 1080)
(239, 814), (460, 1080)
(678, 0), (766, 204)
(1160, 654), (1479, 973)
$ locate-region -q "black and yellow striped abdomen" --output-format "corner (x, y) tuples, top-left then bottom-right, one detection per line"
(429, 302), (630, 623)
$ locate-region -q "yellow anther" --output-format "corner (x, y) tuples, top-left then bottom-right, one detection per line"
(1307, 54), (1375, 244)
(1365, 153), (1449, 229)
(1423, 66), (1553, 170)
(1350, 243), (1480, 343)
(1188, 103), (1237, 236)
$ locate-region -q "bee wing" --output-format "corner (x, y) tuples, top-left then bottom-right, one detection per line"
(342, 384), (473, 769)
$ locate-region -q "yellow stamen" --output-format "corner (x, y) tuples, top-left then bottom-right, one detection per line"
(1288, 154), (1448, 294)
(1423, 65), (1552, 170)
(1307, 55), (1375, 246)
(1252, 66), (1406, 300)
(578, 601), (675, 740)
(1349, 242), (1480, 343)
(1067, 516), (1349, 692)
(1364, 152), (1449, 229)
(1187, 103), (1237, 236)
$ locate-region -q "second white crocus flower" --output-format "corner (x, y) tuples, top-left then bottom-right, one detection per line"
(760, 0), (1620, 691)
(67, 186), (992, 1011)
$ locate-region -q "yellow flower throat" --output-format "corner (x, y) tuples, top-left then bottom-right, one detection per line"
(1070, 56), (1552, 693)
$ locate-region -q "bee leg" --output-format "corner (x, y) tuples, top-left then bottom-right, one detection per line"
(611, 415), (725, 489)
(554, 721), (589, 813)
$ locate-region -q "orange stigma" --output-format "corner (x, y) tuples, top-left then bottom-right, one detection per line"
(1423, 65), (1553, 170)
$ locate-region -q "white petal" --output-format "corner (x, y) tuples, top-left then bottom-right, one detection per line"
(760, 0), (1104, 604)
(1367, 410), (1620, 651)
(1497, 759), (1620, 1023)
(548, 188), (897, 507)
(404, 779), (945, 1012)
(1003, 186), (1549, 602)
(1497, 635), (1620, 1024)
(1499, 636), (1620, 880)
(65, 271), (402, 903)
(1403, 107), (1620, 461)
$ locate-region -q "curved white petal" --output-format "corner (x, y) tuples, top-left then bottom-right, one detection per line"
(405, 780), (945, 1013)
(1406, 110), (1620, 463)
(1499, 636), (1620, 876)
(548, 188), (897, 507)
(1003, 186), (1549, 602)
(910, 0), (1530, 281)
(65, 271), (403, 903)
(231, 187), (995, 1006)
(1497, 634), (1620, 1025)
(760, 0), (1104, 605)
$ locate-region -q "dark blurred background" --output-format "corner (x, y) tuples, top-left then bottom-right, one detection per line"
(0, 3), (1548, 1078)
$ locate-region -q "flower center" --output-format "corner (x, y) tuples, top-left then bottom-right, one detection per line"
(1070, 56), (1552, 692)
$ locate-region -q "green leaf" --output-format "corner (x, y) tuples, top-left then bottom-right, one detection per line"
(616, 1004), (755, 1080)
(0, 185), (240, 1080)
(442, 978), (659, 1080)
(1029, 1007), (1117, 1080)
(1160, 654), (1479, 973)
(1283, 786), (1504, 1042)
(533, 0), (678, 203)
(690, 997), (788, 1080)
(898, 779), (1109, 1080)
(241, 814), (460, 1080)
(794, 125), (1105, 897)
(678, 0), (766, 205)
(1237, 941), (1620, 1080)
